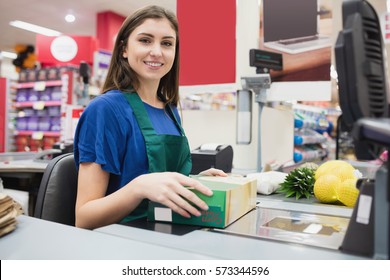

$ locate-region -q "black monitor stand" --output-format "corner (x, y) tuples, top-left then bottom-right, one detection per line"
(340, 118), (390, 259)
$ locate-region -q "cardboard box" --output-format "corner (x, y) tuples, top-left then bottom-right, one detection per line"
(147, 175), (257, 228)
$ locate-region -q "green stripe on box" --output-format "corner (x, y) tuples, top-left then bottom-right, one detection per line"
(148, 202), (226, 228)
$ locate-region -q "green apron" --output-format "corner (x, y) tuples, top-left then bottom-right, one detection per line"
(121, 92), (192, 222)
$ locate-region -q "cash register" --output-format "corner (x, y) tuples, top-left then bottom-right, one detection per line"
(190, 143), (233, 174)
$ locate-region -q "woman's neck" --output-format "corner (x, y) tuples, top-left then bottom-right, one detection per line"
(136, 81), (164, 108)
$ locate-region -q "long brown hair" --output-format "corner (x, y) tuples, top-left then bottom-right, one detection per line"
(101, 5), (180, 106)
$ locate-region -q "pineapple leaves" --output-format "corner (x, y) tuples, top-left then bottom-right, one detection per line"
(277, 167), (316, 199)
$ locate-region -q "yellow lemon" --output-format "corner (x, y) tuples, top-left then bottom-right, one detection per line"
(314, 174), (340, 203)
(336, 178), (360, 207)
(315, 160), (355, 180)
(332, 164), (357, 182)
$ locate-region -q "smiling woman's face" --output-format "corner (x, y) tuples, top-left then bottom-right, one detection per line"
(122, 18), (176, 84)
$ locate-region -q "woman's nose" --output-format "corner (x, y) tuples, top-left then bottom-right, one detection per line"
(149, 43), (162, 56)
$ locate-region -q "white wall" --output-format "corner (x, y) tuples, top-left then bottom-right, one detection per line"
(182, 109), (259, 171)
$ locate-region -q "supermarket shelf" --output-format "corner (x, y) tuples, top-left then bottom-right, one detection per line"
(14, 131), (61, 137)
(12, 80), (62, 89)
(15, 100), (62, 108)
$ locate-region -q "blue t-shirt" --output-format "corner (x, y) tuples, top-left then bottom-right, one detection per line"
(74, 90), (181, 195)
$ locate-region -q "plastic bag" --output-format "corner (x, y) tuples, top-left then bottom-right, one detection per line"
(246, 171), (288, 195)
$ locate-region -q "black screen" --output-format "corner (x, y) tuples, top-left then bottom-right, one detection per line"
(335, 0), (388, 128)
(263, 0), (318, 42)
(334, 0), (389, 160)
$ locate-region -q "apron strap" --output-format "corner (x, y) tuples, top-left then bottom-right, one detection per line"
(124, 93), (156, 137)
(124, 92), (185, 137)
(166, 104), (186, 136)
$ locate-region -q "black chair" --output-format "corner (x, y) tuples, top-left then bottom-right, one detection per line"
(34, 153), (78, 226)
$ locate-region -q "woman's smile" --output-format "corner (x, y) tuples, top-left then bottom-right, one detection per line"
(144, 61), (164, 68)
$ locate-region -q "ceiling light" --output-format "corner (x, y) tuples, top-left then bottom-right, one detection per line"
(9, 20), (62, 36)
(65, 14), (76, 23)
(0, 51), (17, 59)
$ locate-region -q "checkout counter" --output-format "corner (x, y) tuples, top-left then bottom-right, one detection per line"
(0, 198), (365, 260)
(0, 140), (386, 260)
(94, 194), (360, 260)
(0, 186), (369, 260)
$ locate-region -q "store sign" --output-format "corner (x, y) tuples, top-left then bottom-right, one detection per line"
(36, 34), (97, 66)
(50, 36), (78, 62)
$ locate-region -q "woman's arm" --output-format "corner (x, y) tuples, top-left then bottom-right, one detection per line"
(75, 162), (144, 229)
(75, 163), (216, 230)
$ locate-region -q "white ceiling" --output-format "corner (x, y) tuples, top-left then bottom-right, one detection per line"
(0, 0), (176, 54)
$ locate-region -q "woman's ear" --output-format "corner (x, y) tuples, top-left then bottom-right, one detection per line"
(121, 41), (128, 58)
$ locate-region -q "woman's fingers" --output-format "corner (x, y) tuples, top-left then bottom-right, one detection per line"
(157, 186), (203, 218)
(159, 174), (212, 217)
(171, 192), (203, 217)
(175, 173), (213, 197)
(198, 168), (228, 177)
(161, 199), (192, 218)
(137, 172), (216, 218)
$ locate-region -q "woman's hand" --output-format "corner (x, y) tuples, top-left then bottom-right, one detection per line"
(198, 168), (228, 177)
(131, 172), (213, 218)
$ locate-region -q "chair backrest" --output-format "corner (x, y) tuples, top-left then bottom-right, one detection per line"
(34, 153), (78, 226)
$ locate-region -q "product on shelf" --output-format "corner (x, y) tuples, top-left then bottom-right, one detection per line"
(38, 117), (51, 131)
(16, 88), (29, 102)
(16, 117), (28, 130)
(26, 116), (39, 131)
(27, 90), (39, 102)
(39, 88), (52, 101)
(26, 69), (37, 82)
(29, 138), (43, 151)
(294, 128), (327, 145)
(47, 68), (59, 80)
(51, 86), (62, 100)
(293, 144), (328, 163)
(43, 136), (59, 150)
(37, 68), (47, 81)
(50, 117), (61, 131)
(36, 108), (48, 117)
(47, 106), (60, 116)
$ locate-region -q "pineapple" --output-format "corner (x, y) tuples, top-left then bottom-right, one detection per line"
(278, 167), (316, 199)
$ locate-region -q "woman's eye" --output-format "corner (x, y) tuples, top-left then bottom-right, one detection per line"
(139, 38), (151, 44)
(162, 41), (173, 47)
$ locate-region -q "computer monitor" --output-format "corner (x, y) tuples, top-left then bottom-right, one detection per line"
(334, 0), (389, 160)
(263, 0), (317, 43)
(262, 0), (332, 54)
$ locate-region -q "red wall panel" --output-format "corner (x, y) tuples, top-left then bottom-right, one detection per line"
(97, 11), (125, 52)
(0, 78), (6, 152)
(177, 0), (236, 86)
